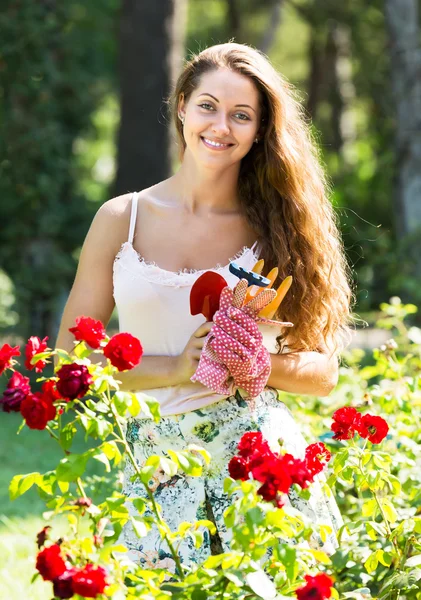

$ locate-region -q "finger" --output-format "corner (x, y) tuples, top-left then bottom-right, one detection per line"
(210, 324), (254, 360)
(191, 349), (202, 361)
(226, 305), (262, 339)
(214, 310), (261, 351)
(218, 286), (234, 311)
(209, 337), (244, 364)
(193, 321), (214, 338)
(232, 278), (248, 308)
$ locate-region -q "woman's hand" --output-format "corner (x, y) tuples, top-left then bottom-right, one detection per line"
(172, 321), (213, 385)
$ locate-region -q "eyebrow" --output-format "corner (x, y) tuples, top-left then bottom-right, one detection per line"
(197, 92), (257, 114)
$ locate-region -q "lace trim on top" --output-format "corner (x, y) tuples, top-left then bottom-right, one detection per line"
(113, 241), (260, 287)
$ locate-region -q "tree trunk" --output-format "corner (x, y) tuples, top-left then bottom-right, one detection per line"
(385, 0), (421, 243)
(260, 0), (284, 55)
(114, 0), (186, 195)
(306, 28), (325, 121)
(226, 0), (241, 40)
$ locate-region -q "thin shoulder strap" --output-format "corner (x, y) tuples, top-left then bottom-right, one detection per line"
(128, 191), (139, 244)
(251, 239), (260, 253)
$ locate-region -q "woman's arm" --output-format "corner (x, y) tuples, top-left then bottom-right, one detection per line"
(267, 350), (339, 397)
(55, 195), (131, 357)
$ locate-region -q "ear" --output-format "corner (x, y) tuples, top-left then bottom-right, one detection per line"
(178, 93), (186, 120)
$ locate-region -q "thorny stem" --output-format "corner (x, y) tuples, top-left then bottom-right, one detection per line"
(106, 387), (185, 579)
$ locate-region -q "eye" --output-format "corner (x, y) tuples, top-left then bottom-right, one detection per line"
(199, 102), (214, 111)
(235, 112), (251, 121)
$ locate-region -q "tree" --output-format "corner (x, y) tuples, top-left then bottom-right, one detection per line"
(0, 1), (118, 340)
(114, 0), (187, 195)
(385, 0), (421, 264)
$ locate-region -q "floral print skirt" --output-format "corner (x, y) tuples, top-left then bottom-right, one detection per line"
(120, 389), (343, 570)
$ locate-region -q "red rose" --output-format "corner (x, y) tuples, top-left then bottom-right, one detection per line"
(356, 414), (389, 444)
(69, 316), (106, 349)
(103, 332), (143, 371)
(237, 431), (271, 458)
(0, 343), (20, 375)
(0, 371), (31, 413)
(42, 379), (63, 402)
(56, 363), (93, 401)
(53, 569), (77, 599)
(252, 455), (292, 496)
(296, 573), (334, 600)
(228, 456), (249, 480)
(20, 392), (57, 430)
(72, 564), (108, 598)
(305, 443), (331, 476)
(25, 336), (49, 372)
(281, 453), (313, 488)
(36, 544), (67, 581)
(331, 406), (361, 440)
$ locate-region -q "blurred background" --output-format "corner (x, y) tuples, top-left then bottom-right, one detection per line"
(1, 0), (421, 347)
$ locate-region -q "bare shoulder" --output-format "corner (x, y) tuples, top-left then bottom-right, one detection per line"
(88, 192), (135, 257)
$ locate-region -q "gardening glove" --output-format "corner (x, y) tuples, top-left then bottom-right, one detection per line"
(191, 279), (292, 398)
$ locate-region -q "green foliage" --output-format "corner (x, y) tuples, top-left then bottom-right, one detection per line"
(2, 297), (421, 598)
(0, 0), (118, 337)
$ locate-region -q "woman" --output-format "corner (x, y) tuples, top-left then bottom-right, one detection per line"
(56, 43), (352, 570)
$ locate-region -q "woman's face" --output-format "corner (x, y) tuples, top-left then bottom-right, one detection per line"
(179, 68), (262, 169)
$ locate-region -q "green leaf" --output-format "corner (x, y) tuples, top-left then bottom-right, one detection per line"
(59, 422), (77, 451)
(101, 441), (122, 466)
(224, 572), (244, 587)
(365, 521), (387, 540)
(30, 351), (52, 365)
(139, 465), (156, 486)
(382, 499), (398, 523)
(132, 498), (146, 515)
(187, 444), (211, 466)
(137, 393), (161, 422)
(131, 517), (149, 538)
(9, 472), (41, 500)
(56, 454), (89, 482)
(188, 529), (204, 548)
(73, 342), (91, 359)
(113, 392), (134, 417)
(92, 451), (111, 472)
(159, 456), (178, 477)
(364, 551), (379, 574)
(362, 498), (378, 518)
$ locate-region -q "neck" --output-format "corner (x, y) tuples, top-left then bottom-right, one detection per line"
(172, 149), (242, 215)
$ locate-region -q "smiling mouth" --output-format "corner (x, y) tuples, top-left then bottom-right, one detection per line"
(200, 136), (234, 150)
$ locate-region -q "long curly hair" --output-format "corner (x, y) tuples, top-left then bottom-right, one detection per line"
(170, 43), (354, 356)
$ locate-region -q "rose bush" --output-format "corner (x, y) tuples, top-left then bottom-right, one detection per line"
(1, 301), (420, 599)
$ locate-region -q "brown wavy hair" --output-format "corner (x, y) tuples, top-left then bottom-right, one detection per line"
(170, 43), (354, 356)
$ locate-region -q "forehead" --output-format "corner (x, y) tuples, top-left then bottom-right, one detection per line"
(193, 68), (260, 105)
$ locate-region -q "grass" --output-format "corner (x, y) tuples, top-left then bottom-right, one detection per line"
(0, 412), (116, 600)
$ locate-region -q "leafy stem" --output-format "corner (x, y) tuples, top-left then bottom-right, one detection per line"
(106, 386), (185, 579)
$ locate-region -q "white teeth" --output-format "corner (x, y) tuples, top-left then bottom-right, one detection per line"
(203, 137), (229, 148)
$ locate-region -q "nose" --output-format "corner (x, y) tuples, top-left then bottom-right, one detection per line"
(211, 113), (230, 136)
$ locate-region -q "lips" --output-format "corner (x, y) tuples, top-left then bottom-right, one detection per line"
(200, 136), (234, 150)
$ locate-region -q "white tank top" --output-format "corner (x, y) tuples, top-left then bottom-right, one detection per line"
(113, 192), (278, 416)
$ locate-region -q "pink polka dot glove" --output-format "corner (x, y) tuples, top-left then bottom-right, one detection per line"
(191, 279), (293, 399)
